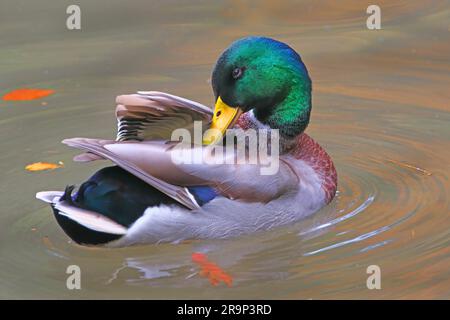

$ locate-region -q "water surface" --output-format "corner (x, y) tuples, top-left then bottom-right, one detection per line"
(0, 0), (449, 299)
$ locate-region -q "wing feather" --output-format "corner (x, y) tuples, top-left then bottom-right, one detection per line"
(63, 138), (200, 210)
(116, 91), (212, 141)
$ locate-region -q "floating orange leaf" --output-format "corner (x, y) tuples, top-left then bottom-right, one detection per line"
(3, 88), (55, 101)
(192, 252), (233, 287)
(25, 161), (63, 172)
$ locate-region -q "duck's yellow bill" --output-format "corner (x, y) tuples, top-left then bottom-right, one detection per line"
(203, 96), (242, 145)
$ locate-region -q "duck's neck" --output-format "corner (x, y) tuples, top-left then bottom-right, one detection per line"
(235, 85), (311, 154)
(235, 110), (300, 154)
(253, 84), (312, 140)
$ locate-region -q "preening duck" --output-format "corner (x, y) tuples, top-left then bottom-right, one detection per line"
(36, 36), (337, 246)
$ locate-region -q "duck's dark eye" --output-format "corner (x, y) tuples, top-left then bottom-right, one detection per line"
(232, 67), (244, 79)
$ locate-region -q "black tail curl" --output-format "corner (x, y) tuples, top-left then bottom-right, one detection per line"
(60, 185), (76, 205)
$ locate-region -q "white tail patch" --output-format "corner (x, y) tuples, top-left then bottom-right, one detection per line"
(36, 191), (64, 204)
(54, 201), (128, 235)
(36, 190), (129, 236)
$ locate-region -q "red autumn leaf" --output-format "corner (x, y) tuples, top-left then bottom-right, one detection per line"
(3, 88), (55, 101)
(192, 252), (233, 287)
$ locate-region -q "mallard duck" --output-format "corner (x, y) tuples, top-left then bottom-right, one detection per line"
(36, 37), (337, 247)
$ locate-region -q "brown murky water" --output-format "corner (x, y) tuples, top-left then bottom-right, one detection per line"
(0, 0), (449, 299)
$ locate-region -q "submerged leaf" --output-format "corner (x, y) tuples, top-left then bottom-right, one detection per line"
(3, 88), (55, 101)
(192, 252), (233, 287)
(25, 161), (63, 172)
(42, 236), (55, 250)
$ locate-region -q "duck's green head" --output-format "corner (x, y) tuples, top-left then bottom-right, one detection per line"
(205, 36), (312, 143)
